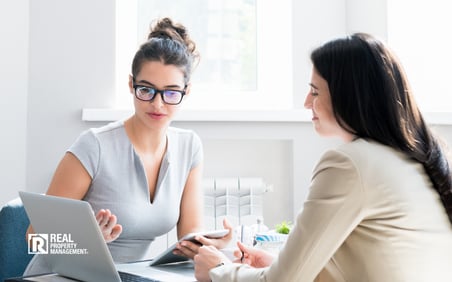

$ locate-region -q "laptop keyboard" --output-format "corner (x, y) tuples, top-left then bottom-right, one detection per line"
(118, 271), (160, 282)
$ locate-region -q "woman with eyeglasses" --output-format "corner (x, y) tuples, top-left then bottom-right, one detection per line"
(193, 33), (452, 282)
(24, 17), (232, 274)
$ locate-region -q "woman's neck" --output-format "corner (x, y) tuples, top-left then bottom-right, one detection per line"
(124, 116), (167, 154)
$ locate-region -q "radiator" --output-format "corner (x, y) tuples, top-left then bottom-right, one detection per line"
(148, 177), (271, 258)
(203, 177), (270, 230)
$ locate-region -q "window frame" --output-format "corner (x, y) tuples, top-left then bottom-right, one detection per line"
(114, 0), (293, 111)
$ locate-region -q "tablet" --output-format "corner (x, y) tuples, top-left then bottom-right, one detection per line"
(149, 229), (229, 266)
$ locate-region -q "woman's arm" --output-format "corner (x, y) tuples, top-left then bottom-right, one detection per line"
(175, 161), (234, 258)
(176, 159), (234, 254)
(26, 152), (91, 237)
(46, 152), (92, 199)
(26, 152), (122, 242)
(200, 150), (364, 282)
(177, 162), (205, 239)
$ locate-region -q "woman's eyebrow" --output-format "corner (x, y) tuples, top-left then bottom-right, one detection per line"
(309, 83), (319, 90)
(135, 79), (182, 89)
(135, 79), (154, 86)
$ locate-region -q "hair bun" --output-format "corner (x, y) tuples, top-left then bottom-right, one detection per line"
(147, 17), (198, 57)
(132, 17), (200, 80)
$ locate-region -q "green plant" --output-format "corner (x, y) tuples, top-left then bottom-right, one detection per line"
(275, 220), (292, 234)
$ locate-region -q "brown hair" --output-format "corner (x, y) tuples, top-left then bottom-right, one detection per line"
(131, 17), (200, 83)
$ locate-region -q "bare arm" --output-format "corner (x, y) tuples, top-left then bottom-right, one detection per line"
(177, 162), (205, 239)
(26, 152), (122, 242)
(175, 162), (233, 259)
(170, 163), (205, 259)
(26, 152), (91, 237)
(46, 152), (92, 198)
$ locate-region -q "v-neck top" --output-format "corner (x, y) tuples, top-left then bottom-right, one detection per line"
(68, 120), (203, 263)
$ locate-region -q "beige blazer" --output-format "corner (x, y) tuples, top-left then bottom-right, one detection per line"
(210, 139), (452, 281)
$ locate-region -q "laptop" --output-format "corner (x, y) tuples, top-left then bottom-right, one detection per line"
(19, 191), (197, 282)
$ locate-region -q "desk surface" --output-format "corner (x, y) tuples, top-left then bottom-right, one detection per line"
(5, 273), (76, 281)
(5, 261), (196, 282)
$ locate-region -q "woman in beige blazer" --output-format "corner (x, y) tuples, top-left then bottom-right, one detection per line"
(193, 33), (452, 281)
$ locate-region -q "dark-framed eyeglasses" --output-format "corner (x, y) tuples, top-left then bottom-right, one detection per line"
(132, 84), (187, 105)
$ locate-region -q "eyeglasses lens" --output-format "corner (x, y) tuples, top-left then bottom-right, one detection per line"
(135, 87), (183, 105)
(163, 91), (182, 104)
(136, 87), (154, 100)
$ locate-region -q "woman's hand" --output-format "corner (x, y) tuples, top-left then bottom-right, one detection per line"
(174, 218), (234, 259)
(195, 218), (234, 249)
(173, 239), (201, 259)
(194, 245), (231, 282)
(233, 241), (275, 268)
(95, 209), (122, 243)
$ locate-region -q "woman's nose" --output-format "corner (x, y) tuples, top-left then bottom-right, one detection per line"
(304, 92), (312, 109)
(152, 93), (165, 107)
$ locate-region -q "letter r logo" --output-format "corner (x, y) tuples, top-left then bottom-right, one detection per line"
(28, 233), (49, 254)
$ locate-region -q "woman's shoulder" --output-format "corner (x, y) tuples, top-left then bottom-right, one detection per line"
(338, 138), (395, 156)
(73, 120), (126, 147)
(89, 120), (125, 135)
(167, 126), (195, 135)
(70, 120), (126, 150)
(318, 139), (399, 167)
(167, 126), (201, 142)
(320, 139), (411, 176)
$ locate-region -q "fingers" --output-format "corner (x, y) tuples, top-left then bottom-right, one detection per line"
(194, 219), (234, 250)
(222, 218), (234, 240)
(96, 209), (118, 229)
(96, 209), (122, 243)
(96, 209), (112, 227)
(174, 240), (201, 259)
(193, 235), (213, 246)
(234, 241), (253, 264)
(110, 224), (122, 240)
(223, 218), (234, 232)
(236, 241), (246, 263)
(233, 248), (242, 259)
(105, 214), (118, 229)
(237, 241), (250, 253)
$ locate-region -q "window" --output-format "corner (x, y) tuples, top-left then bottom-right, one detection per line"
(115, 0), (292, 111)
(387, 0), (452, 113)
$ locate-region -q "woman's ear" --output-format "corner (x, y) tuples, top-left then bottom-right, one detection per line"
(128, 75), (134, 95)
(184, 83), (192, 96)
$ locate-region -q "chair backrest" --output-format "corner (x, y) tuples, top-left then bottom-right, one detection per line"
(0, 197), (35, 281)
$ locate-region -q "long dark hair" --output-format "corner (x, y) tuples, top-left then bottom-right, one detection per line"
(131, 17), (200, 83)
(311, 33), (452, 224)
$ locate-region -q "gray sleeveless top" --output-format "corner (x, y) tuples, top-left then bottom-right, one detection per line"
(24, 120), (203, 273)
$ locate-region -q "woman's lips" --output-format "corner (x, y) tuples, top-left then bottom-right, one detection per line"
(147, 112), (166, 120)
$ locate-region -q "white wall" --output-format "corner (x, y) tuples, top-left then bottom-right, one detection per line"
(0, 0), (28, 204)
(25, 0), (116, 199)
(173, 121), (339, 227)
(1, 0), (452, 230)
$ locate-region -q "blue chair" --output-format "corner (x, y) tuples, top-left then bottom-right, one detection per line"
(0, 197), (34, 281)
